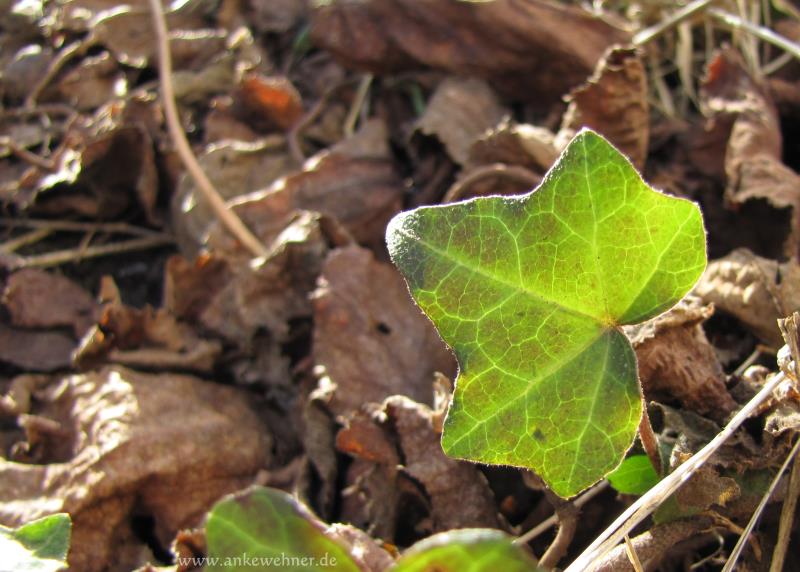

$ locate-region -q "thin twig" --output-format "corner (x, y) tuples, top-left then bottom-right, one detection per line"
(0, 218), (163, 237)
(708, 8), (800, 62)
(565, 370), (788, 572)
(516, 481), (609, 545)
(0, 137), (56, 170)
(770, 434), (800, 571)
(147, 0), (268, 259)
(344, 74), (373, 137)
(287, 79), (352, 163)
(721, 435), (800, 571)
(633, 0), (717, 46)
(3, 235), (174, 269)
(444, 164), (541, 203)
(638, 399), (663, 475)
(539, 495), (579, 569)
(623, 535), (645, 572)
(0, 228), (52, 253)
(25, 34), (98, 107)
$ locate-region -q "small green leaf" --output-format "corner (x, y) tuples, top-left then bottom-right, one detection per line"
(607, 454), (660, 495)
(394, 529), (541, 572)
(205, 487), (360, 572)
(386, 129), (706, 498)
(0, 513), (71, 572)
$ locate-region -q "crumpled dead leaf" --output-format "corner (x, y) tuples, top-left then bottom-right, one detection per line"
(560, 46), (649, 169)
(0, 323), (75, 371)
(701, 47), (800, 257)
(336, 395), (502, 540)
(312, 245), (456, 416)
(74, 276), (222, 373)
(12, 120), (160, 224)
(310, 0), (629, 104)
(219, 119), (403, 253)
(694, 248), (800, 348)
(467, 119), (558, 174)
(0, 365), (269, 572)
(3, 268), (99, 337)
(624, 297), (736, 421)
(170, 210), (335, 349)
(171, 137), (298, 256)
(415, 77), (508, 166)
(55, 50), (126, 111)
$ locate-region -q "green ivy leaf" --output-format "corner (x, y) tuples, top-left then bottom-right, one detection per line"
(205, 487), (360, 572)
(607, 454), (661, 495)
(386, 129), (706, 498)
(0, 513), (71, 572)
(394, 529), (541, 572)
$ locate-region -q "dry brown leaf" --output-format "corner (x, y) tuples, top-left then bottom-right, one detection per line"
(171, 137), (298, 256)
(13, 123), (160, 224)
(0, 365), (269, 572)
(220, 120), (403, 252)
(694, 248), (800, 348)
(467, 119), (558, 173)
(336, 395), (502, 538)
(385, 396), (503, 531)
(3, 268), (99, 337)
(238, 73), (304, 131)
(559, 46), (649, 170)
(0, 323), (75, 371)
(55, 50), (125, 111)
(183, 210), (332, 347)
(312, 245), (456, 416)
(73, 277), (221, 373)
(624, 297), (736, 422)
(310, 0), (629, 105)
(415, 77), (508, 166)
(701, 48), (800, 257)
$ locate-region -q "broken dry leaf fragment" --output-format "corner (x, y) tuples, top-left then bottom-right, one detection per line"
(0, 366), (269, 572)
(310, 0), (629, 105)
(386, 129), (707, 498)
(312, 245), (456, 416)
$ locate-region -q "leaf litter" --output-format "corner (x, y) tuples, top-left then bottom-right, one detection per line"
(0, 0), (799, 570)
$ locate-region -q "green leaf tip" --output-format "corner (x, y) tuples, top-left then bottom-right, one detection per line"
(394, 529), (543, 572)
(386, 128), (706, 498)
(206, 486), (361, 572)
(0, 513), (72, 572)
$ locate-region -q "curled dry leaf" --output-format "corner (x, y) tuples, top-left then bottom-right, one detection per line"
(0, 323), (75, 372)
(0, 365), (269, 572)
(221, 119), (403, 252)
(312, 245), (456, 416)
(3, 268), (99, 338)
(12, 123), (160, 224)
(336, 395), (502, 540)
(74, 277), (221, 373)
(559, 46), (649, 170)
(701, 47), (800, 257)
(310, 0), (629, 104)
(415, 77), (509, 166)
(55, 50), (126, 111)
(624, 296), (736, 422)
(172, 210), (333, 348)
(237, 73), (304, 132)
(467, 119), (558, 174)
(694, 248), (800, 348)
(171, 137), (298, 256)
